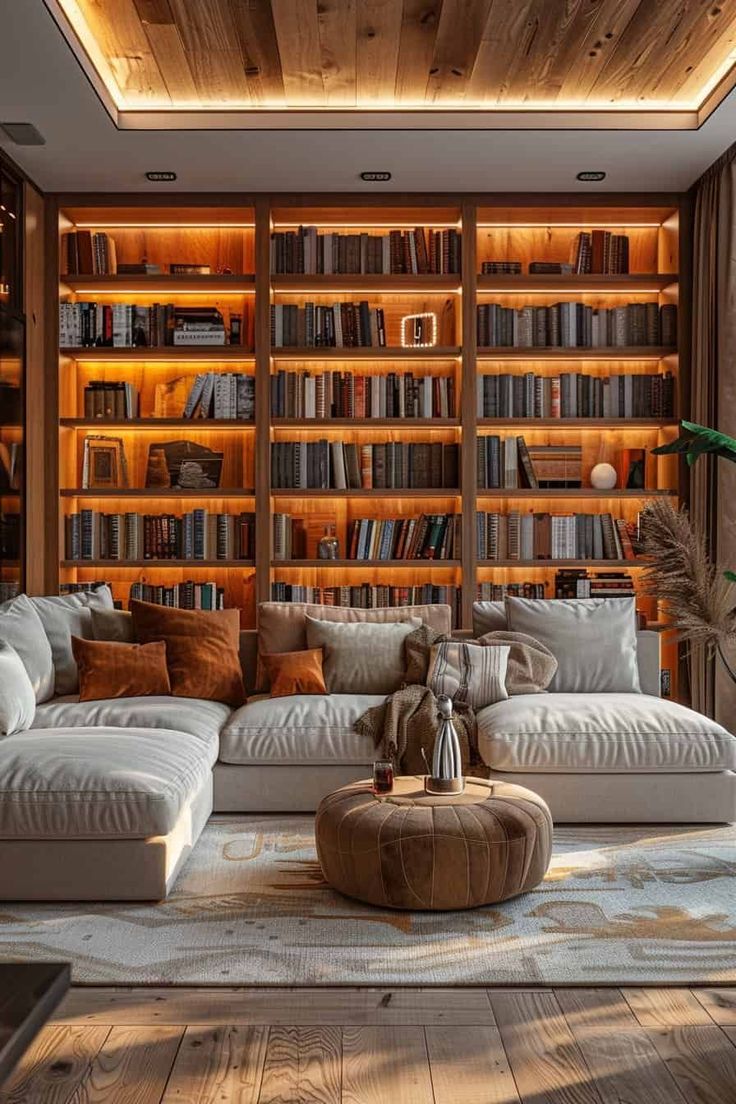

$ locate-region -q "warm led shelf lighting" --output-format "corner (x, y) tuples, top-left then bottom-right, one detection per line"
(478, 222), (663, 229)
(71, 222), (255, 229)
(273, 223), (462, 231)
(69, 288), (256, 295)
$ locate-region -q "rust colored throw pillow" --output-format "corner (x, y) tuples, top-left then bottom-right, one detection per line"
(130, 600), (245, 706)
(72, 636), (171, 702)
(261, 649), (327, 698)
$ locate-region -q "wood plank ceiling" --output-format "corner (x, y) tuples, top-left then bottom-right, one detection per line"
(55, 0), (736, 113)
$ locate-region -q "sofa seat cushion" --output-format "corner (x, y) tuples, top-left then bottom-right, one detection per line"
(477, 694), (736, 774)
(32, 695), (229, 753)
(0, 726), (215, 839)
(219, 693), (382, 765)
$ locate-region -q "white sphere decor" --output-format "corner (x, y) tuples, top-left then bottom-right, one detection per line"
(590, 462), (618, 490)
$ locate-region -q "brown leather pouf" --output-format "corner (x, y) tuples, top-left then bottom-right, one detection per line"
(315, 776), (553, 910)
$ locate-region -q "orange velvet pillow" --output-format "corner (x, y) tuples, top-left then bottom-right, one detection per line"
(72, 636), (171, 702)
(130, 600), (245, 706)
(261, 648), (328, 698)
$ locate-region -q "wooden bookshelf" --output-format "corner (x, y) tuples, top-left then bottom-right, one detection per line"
(48, 194), (687, 691)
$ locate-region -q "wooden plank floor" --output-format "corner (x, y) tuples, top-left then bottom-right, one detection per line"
(1, 987), (735, 1103)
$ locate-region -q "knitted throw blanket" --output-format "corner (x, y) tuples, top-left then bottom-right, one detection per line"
(354, 683), (480, 774)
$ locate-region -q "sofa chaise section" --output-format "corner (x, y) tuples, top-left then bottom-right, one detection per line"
(0, 726), (216, 900)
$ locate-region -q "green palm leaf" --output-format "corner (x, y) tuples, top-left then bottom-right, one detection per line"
(652, 420), (736, 465)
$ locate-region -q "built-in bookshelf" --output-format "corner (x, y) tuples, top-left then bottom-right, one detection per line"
(50, 196), (686, 694)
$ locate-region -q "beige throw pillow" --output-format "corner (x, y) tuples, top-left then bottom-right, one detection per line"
(305, 615), (420, 694)
(426, 640), (510, 708)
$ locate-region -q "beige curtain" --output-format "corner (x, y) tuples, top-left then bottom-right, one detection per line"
(691, 146), (736, 728)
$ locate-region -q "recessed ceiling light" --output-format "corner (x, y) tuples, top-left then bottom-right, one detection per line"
(360, 171), (392, 182)
(145, 171), (177, 182)
(576, 170), (606, 182)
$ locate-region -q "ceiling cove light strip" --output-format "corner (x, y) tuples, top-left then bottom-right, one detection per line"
(69, 288), (257, 295)
(71, 223), (255, 230)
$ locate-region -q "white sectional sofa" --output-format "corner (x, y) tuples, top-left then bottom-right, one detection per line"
(0, 591), (734, 901)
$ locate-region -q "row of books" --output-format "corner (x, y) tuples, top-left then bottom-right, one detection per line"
(477, 371), (676, 419)
(571, 231), (630, 274)
(270, 370), (456, 419)
(555, 568), (636, 599)
(270, 227), (461, 274)
(64, 510), (255, 562)
(476, 302), (677, 347)
(60, 303), (241, 348)
(83, 382), (139, 420)
(476, 581), (546, 599)
(182, 373), (255, 420)
(476, 511), (642, 561)
(478, 437), (582, 489)
(129, 582), (225, 609)
(271, 512), (461, 561)
(269, 583), (461, 627)
(62, 230), (117, 275)
(271, 441), (459, 490)
(271, 303), (385, 348)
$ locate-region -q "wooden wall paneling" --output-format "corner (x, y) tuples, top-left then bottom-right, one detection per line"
(461, 201), (477, 629)
(394, 0), (442, 103)
(356, 0), (403, 105)
(255, 197), (273, 609)
(23, 182), (46, 594)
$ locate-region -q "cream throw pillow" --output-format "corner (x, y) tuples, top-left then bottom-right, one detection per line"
(426, 640), (510, 708)
(305, 615), (420, 694)
(0, 641), (36, 735)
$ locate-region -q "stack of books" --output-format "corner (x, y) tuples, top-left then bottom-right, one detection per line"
(129, 581), (225, 609)
(270, 370), (455, 419)
(555, 568), (636, 599)
(477, 371), (676, 419)
(60, 303), (239, 348)
(62, 230), (117, 275)
(271, 440), (459, 490)
(478, 436), (582, 489)
(571, 231), (630, 274)
(271, 302), (386, 347)
(65, 509), (255, 561)
(476, 511), (642, 561)
(83, 381), (139, 419)
(476, 302), (677, 347)
(480, 261), (522, 274)
(270, 582), (461, 627)
(183, 373), (255, 420)
(270, 227), (461, 274)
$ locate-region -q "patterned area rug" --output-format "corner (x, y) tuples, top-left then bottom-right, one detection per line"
(2, 817), (735, 986)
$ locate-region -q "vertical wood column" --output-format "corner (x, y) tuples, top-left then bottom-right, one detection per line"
(254, 197), (272, 612)
(23, 183), (47, 594)
(460, 202), (478, 631)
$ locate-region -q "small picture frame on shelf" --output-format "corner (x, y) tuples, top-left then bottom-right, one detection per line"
(82, 435), (128, 488)
(401, 312), (437, 348)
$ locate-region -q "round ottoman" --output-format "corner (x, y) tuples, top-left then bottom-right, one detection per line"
(315, 776), (552, 910)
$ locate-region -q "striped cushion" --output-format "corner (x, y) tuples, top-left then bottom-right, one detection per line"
(427, 641), (509, 708)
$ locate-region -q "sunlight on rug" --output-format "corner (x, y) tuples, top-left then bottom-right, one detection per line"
(1, 817), (735, 986)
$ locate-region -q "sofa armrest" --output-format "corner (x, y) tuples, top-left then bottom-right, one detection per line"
(637, 630), (661, 696)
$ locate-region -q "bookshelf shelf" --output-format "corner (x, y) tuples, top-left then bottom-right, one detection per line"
(271, 418), (460, 428)
(61, 347), (255, 361)
(477, 558), (649, 567)
(271, 346), (462, 360)
(62, 275), (256, 293)
(60, 419), (255, 429)
(478, 418), (679, 428)
(270, 488), (461, 498)
(271, 275), (461, 293)
(61, 488), (256, 498)
(477, 346), (677, 360)
(272, 559), (462, 568)
(476, 488), (677, 498)
(50, 195), (685, 662)
(476, 274), (677, 293)
(61, 560), (255, 568)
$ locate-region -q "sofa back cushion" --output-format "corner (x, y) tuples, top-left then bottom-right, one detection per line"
(91, 607), (135, 643)
(0, 593), (55, 703)
(131, 600), (245, 706)
(31, 585), (114, 696)
(504, 596), (641, 694)
(0, 641), (36, 735)
(72, 636), (172, 701)
(305, 615), (420, 694)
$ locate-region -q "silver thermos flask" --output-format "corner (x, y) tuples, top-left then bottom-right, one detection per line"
(425, 694), (465, 795)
